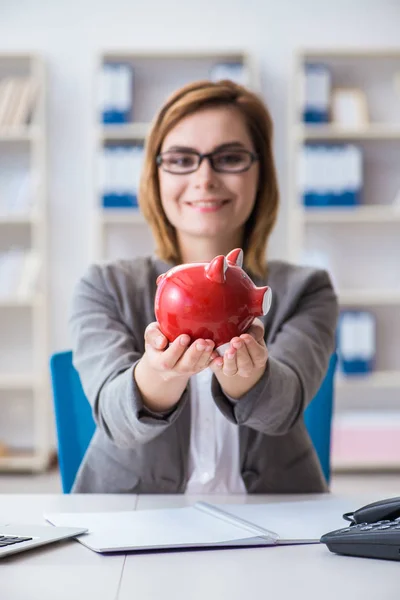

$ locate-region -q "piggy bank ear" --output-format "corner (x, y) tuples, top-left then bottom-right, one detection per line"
(156, 273), (166, 285)
(226, 248), (243, 268)
(205, 255), (228, 283)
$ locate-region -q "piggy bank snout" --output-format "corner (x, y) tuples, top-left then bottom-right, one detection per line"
(262, 287), (272, 315)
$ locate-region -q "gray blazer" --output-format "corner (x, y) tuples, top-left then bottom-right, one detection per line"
(69, 257), (338, 494)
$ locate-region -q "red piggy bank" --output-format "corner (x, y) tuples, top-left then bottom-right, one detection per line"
(154, 248), (272, 350)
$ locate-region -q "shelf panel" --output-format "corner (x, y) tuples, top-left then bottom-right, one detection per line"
(0, 293), (43, 308)
(303, 205), (400, 224)
(296, 124), (400, 141)
(99, 209), (145, 224)
(100, 123), (149, 141)
(338, 289), (400, 306)
(0, 451), (50, 472)
(0, 214), (38, 225)
(0, 374), (37, 389)
(102, 49), (247, 60)
(0, 126), (39, 142)
(298, 48), (400, 59)
(336, 370), (400, 389)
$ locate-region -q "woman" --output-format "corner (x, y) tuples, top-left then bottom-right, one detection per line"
(69, 79), (338, 494)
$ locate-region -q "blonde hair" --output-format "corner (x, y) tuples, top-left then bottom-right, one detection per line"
(138, 79), (279, 278)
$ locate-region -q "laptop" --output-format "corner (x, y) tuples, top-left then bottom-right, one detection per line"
(0, 522), (87, 558)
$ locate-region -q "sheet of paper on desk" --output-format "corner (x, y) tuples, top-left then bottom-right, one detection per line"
(215, 496), (350, 542)
(44, 507), (272, 552)
(44, 496), (350, 553)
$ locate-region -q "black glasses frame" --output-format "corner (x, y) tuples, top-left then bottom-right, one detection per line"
(156, 149), (259, 174)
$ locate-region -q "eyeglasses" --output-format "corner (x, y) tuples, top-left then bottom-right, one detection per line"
(156, 149), (259, 174)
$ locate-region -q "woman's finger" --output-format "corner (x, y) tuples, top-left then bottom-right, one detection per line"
(232, 338), (254, 377)
(157, 334), (191, 369)
(222, 346), (238, 377)
(176, 339), (214, 372)
(241, 334), (269, 368)
(144, 322), (169, 350)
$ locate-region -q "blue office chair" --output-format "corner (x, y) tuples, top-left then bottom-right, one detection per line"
(50, 351), (96, 493)
(304, 353), (337, 484)
(50, 350), (337, 493)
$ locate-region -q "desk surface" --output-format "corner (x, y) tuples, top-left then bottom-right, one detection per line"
(1, 492), (399, 600)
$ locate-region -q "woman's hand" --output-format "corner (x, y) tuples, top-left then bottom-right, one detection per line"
(209, 318), (269, 399)
(143, 321), (220, 382)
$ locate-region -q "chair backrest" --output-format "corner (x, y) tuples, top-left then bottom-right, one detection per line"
(50, 351), (96, 493)
(303, 353), (337, 484)
(50, 350), (337, 493)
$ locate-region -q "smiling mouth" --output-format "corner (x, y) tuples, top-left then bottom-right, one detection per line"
(186, 200), (230, 208)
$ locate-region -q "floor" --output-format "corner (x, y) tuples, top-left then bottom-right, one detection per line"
(0, 468), (400, 495)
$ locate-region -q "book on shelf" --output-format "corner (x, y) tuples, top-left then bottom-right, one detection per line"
(337, 310), (376, 376)
(209, 62), (249, 86)
(298, 143), (363, 208)
(0, 76), (38, 128)
(99, 144), (144, 208)
(99, 63), (134, 125)
(0, 249), (40, 300)
(301, 63), (331, 124)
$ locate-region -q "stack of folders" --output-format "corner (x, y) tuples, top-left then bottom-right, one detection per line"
(99, 145), (144, 209)
(338, 311), (376, 375)
(45, 498), (349, 555)
(301, 63), (331, 124)
(298, 144), (363, 207)
(99, 63), (134, 124)
(209, 62), (249, 86)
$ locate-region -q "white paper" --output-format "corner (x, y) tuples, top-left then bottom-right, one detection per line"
(44, 507), (256, 552)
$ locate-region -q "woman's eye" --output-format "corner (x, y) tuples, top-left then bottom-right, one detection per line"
(169, 154), (195, 167)
(215, 152), (243, 165)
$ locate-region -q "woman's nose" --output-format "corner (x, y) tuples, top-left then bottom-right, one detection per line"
(193, 157), (219, 188)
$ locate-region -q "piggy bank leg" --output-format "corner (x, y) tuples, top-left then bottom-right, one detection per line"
(216, 342), (230, 357)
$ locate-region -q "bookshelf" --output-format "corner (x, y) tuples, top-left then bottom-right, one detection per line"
(289, 49), (400, 471)
(94, 50), (260, 261)
(0, 54), (51, 472)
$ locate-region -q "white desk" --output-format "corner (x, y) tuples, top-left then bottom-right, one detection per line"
(1, 493), (399, 600)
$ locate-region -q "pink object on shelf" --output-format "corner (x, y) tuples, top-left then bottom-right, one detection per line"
(331, 416), (400, 467)
(154, 248), (272, 350)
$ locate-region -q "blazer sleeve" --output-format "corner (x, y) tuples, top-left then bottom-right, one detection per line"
(69, 263), (189, 448)
(211, 268), (339, 435)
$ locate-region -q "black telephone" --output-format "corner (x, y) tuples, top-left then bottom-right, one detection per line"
(320, 496), (400, 561)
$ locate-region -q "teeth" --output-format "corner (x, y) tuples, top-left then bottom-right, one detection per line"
(193, 201), (222, 207)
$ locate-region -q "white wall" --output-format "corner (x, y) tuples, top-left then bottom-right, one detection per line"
(1, 0), (399, 352)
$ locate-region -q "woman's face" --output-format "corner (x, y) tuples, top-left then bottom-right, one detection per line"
(158, 106), (259, 245)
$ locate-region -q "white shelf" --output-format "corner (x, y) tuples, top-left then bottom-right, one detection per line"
(0, 373), (37, 389)
(99, 209), (145, 224)
(303, 205), (400, 224)
(103, 49), (249, 60)
(290, 49), (400, 472)
(0, 214), (38, 225)
(0, 54), (51, 473)
(0, 126), (40, 142)
(332, 460), (400, 472)
(338, 289), (400, 306)
(297, 124), (400, 141)
(0, 451), (51, 472)
(0, 293), (43, 308)
(336, 370), (400, 389)
(100, 122), (149, 141)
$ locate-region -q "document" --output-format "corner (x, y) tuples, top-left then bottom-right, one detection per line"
(44, 497), (348, 554)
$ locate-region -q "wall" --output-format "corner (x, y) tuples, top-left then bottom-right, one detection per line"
(0, 0), (399, 351)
